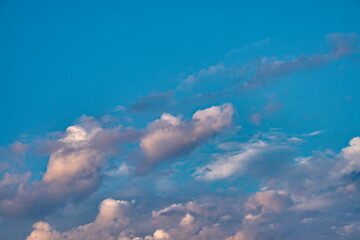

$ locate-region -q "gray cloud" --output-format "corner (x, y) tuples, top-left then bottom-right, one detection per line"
(127, 91), (175, 113)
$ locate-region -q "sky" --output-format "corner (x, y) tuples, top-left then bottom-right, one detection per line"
(1, 0), (360, 239)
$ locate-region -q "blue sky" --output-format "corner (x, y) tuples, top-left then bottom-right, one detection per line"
(1, 1), (360, 239)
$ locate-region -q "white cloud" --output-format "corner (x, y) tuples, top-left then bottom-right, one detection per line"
(195, 134), (294, 181)
(194, 141), (268, 180)
(27, 198), (131, 240)
(26, 222), (62, 240)
(341, 137), (360, 174)
(153, 229), (170, 240)
(179, 213), (195, 226)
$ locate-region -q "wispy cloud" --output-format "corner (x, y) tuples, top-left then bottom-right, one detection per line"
(127, 91), (175, 113)
(180, 33), (360, 92)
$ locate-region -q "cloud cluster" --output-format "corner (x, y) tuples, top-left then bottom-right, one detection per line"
(0, 103), (234, 217)
(0, 116), (139, 217)
(26, 197), (243, 240)
(5, 33), (360, 239)
(222, 136), (360, 240)
(25, 135), (360, 239)
(26, 198), (131, 240)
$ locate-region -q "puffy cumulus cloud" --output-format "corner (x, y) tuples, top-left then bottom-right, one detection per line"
(153, 229), (170, 240)
(0, 116), (139, 218)
(42, 118), (104, 197)
(220, 190), (295, 240)
(225, 232), (245, 240)
(139, 104), (234, 170)
(179, 213), (195, 226)
(26, 222), (62, 240)
(146, 198), (252, 240)
(151, 201), (208, 229)
(26, 198), (132, 240)
(26, 198), (239, 240)
(222, 190), (312, 240)
(245, 190), (292, 213)
(341, 137), (360, 174)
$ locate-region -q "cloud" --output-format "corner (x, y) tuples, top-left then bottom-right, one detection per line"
(26, 198), (132, 240)
(182, 64), (226, 86)
(138, 103), (234, 171)
(336, 222), (360, 238)
(0, 140), (30, 172)
(340, 137), (360, 174)
(250, 97), (282, 125)
(240, 33), (360, 89)
(240, 54), (330, 89)
(226, 136), (360, 240)
(25, 134), (360, 240)
(225, 232), (245, 240)
(10, 141), (30, 156)
(195, 133), (294, 181)
(327, 32), (360, 58)
(0, 116), (139, 218)
(127, 91), (175, 113)
(148, 200), (240, 240)
(153, 229), (170, 240)
(245, 190), (292, 213)
(26, 222), (62, 240)
(178, 33), (360, 93)
(26, 198), (232, 240)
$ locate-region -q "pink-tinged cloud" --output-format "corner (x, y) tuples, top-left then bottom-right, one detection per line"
(139, 103), (234, 171)
(0, 116), (139, 218)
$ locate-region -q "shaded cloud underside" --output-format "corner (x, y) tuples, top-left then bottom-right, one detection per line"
(25, 136), (360, 240)
(0, 104), (234, 217)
